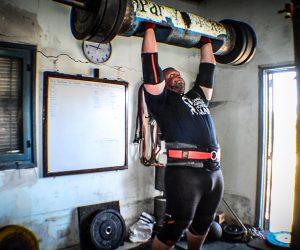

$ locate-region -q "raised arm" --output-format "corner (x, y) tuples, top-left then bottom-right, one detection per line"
(141, 23), (165, 95)
(195, 37), (216, 101)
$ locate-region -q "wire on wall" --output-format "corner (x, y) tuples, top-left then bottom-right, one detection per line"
(37, 50), (140, 72)
(38, 50), (89, 64)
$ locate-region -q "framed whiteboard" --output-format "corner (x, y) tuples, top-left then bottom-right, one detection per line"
(43, 72), (128, 177)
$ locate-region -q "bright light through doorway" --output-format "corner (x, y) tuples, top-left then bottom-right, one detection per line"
(269, 70), (297, 232)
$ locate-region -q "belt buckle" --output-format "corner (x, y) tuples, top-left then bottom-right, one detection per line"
(182, 151), (189, 159)
(211, 150), (218, 161)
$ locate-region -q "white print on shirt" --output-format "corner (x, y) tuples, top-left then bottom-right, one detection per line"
(182, 96), (210, 115)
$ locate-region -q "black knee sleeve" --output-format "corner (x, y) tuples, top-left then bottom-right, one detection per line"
(157, 215), (191, 246)
(189, 214), (216, 235)
(142, 52), (164, 84)
(195, 62), (215, 88)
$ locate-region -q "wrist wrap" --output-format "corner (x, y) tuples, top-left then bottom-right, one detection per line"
(145, 22), (156, 30)
(195, 36), (211, 48)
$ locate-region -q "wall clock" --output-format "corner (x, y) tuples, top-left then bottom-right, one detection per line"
(82, 41), (112, 64)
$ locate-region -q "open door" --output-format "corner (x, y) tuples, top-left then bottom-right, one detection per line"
(258, 66), (296, 232)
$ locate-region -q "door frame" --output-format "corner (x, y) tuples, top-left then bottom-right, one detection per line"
(257, 64), (295, 229)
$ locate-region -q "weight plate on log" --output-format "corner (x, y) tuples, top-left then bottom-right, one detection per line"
(223, 224), (245, 241)
(235, 22), (257, 65)
(266, 231), (291, 249)
(101, 0), (129, 43)
(90, 209), (125, 250)
(70, 0), (105, 40)
(215, 19), (247, 65)
(89, 0), (121, 43)
(231, 21), (254, 65)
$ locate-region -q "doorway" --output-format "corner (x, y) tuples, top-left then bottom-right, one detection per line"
(258, 65), (297, 232)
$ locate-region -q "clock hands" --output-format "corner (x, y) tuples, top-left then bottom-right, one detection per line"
(86, 44), (101, 50)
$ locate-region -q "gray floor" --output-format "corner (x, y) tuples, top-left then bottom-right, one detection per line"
(128, 240), (257, 250)
(176, 240), (255, 250)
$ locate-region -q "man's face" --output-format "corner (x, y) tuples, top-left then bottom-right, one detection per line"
(164, 69), (185, 94)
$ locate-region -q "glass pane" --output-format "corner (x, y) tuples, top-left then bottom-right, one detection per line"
(269, 70), (297, 232)
(0, 57), (23, 154)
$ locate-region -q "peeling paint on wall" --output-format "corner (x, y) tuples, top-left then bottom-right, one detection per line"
(27, 209), (79, 250)
(0, 2), (42, 43)
(0, 168), (38, 191)
(220, 193), (252, 225)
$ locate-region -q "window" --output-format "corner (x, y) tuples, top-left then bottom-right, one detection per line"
(0, 42), (36, 170)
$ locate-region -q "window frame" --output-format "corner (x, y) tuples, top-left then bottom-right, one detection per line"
(0, 42), (36, 170)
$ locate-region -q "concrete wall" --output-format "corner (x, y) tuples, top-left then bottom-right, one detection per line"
(0, 0), (294, 249)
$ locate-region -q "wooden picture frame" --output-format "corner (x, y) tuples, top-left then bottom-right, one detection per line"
(43, 72), (128, 177)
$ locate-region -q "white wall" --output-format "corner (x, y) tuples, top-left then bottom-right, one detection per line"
(0, 0), (294, 249)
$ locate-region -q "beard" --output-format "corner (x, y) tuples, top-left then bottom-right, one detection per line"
(173, 79), (185, 93)
(165, 77), (185, 94)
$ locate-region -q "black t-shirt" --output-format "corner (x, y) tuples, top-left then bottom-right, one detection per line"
(144, 85), (218, 150)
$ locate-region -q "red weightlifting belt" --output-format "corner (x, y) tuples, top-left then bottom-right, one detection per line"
(167, 149), (221, 161)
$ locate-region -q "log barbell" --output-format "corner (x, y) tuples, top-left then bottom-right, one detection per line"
(54, 0), (257, 65)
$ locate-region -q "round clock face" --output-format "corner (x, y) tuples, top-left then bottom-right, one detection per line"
(82, 41), (112, 64)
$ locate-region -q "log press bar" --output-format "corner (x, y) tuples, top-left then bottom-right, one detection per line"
(54, 0), (257, 65)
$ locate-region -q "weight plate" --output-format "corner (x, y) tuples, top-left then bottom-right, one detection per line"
(235, 22), (257, 65)
(215, 19), (247, 65)
(101, 0), (129, 43)
(229, 21), (253, 65)
(266, 231), (291, 249)
(70, 0), (105, 40)
(0, 225), (39, 250)
(90, 0), (108, 41)
(223, 224), (245, 241)
(89, 0), (121, 43)
(90, 209), (125, 250)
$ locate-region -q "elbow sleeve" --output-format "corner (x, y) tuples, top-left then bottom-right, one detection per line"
(142, 53), (164, 84)
(195, 63), (216, 88)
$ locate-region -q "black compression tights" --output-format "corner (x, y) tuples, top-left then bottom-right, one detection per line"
(157, 165), (224, 246)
